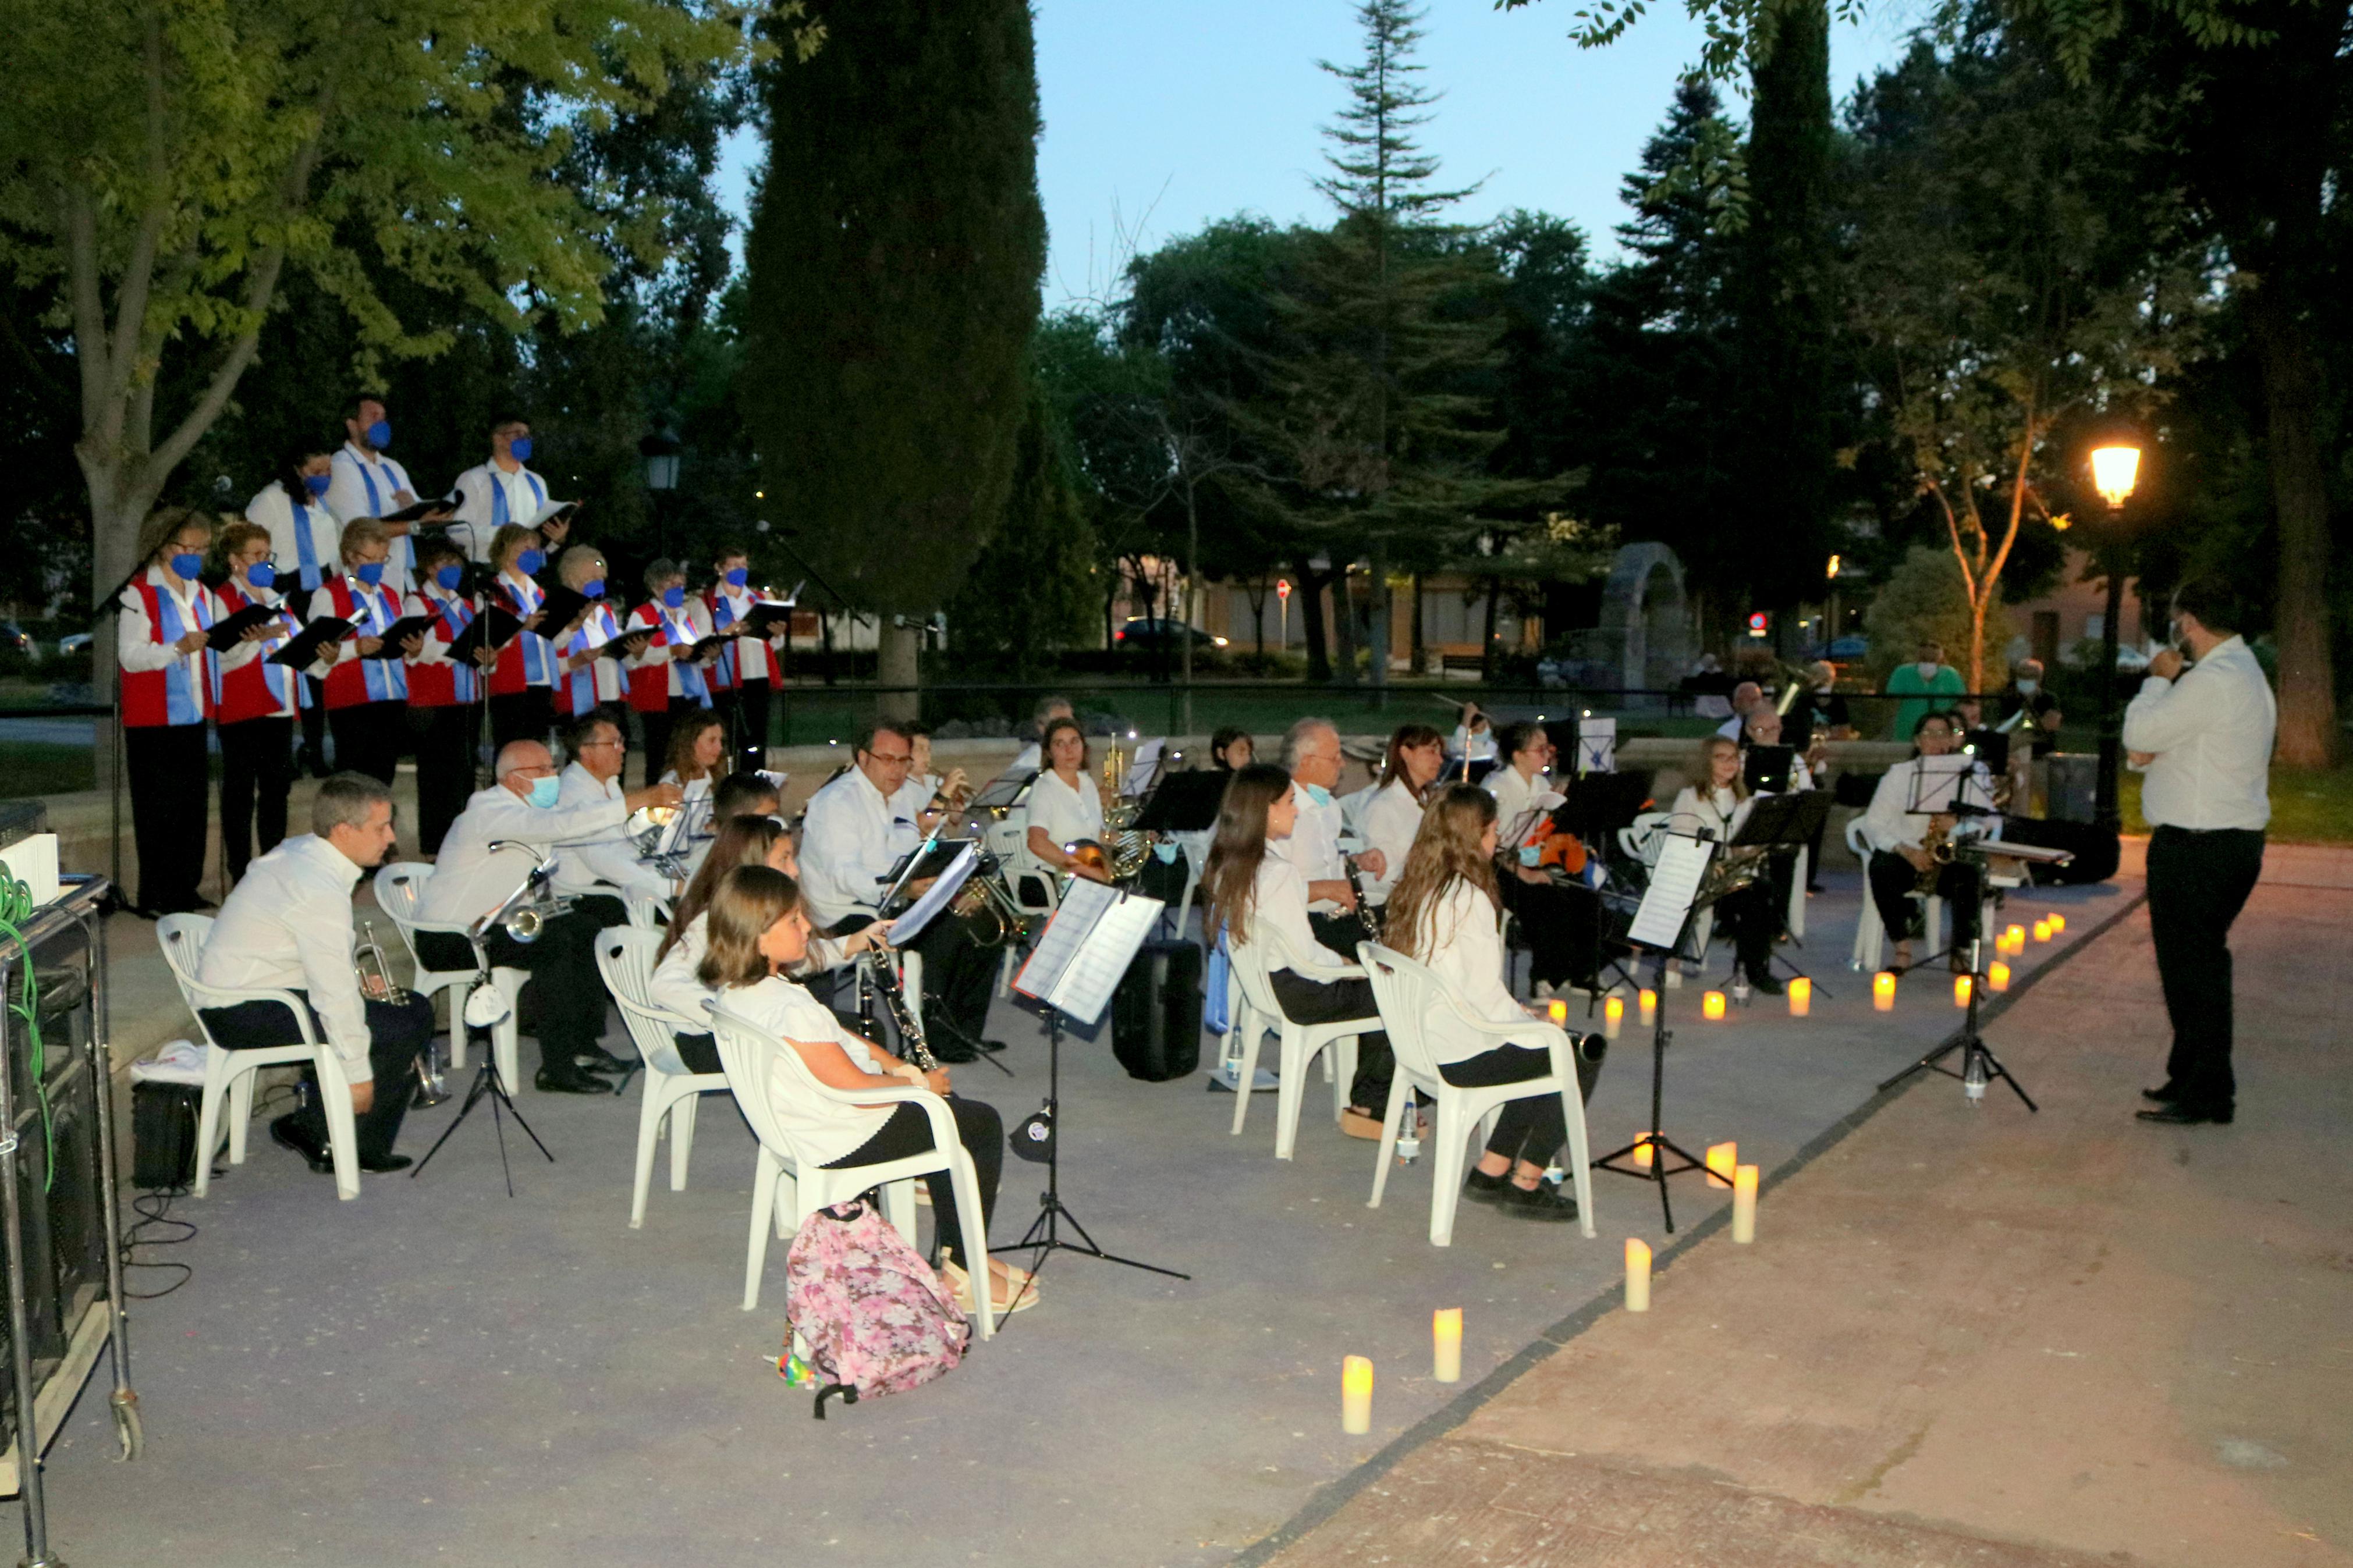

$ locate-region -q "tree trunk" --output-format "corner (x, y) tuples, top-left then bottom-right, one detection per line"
(1410, 574), (1426, 675)
(878, 618), (921, 723)
(1296, 561), (1333, 684)
(1366, 543), (1390, 703)
(1331, 566), (1360, 687)
(2249, 287), (2338, 767)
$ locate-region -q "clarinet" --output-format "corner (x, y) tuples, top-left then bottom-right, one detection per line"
(863, 952), (940, 1072)
(1347, 856), (1384, 944)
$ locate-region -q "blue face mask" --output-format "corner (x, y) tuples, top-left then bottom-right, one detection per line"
(581, 578), (606, 599)
(723, 567), (750, 588)
(364, 419), (391, 450)
(435, 564), (463, 591)
(662, 585), (686, 609)
(517, 548), (545, 576)
(302, 472), (331, 499)
(354, 562), (386, 587)
(526, 775), (560, 809)
(246, 562), (276, 591)
(1517, 844), (1543, 867)
(169, 553), (204, 582)
(507, 435), (534, 463)
(1301, 783), (1333, 809)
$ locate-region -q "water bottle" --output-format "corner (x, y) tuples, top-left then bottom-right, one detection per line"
(1963, 1049), (1988, 1106)
(1396, 1112), (1420, 1164)
(1731, 977), (1751, 1005)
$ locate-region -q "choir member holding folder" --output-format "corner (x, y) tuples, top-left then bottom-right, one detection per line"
(485, 523), (560, 749)
(405, 537), (495, 853)
(549, 545), (628, 723)
(246, 453), (341, 776)
(307, 518), (423, 785)
(210, 522), (311, 884)
(624, 558), (718, 788)
(118, 507), (224, 913)
(446, 415), (576, 564)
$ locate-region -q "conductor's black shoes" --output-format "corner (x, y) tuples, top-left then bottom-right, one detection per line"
(2135, 1103), (2233, 1126)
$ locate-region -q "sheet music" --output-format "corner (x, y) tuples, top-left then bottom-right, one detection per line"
(1627, 834), (1715, 949)
(1124, 739), (1165, 799)
(1012, 878), (1166, 1025)
(1910, 758), (1994, 816)
(1577, 717), (1617, 774)
(888, 841), (979, 946)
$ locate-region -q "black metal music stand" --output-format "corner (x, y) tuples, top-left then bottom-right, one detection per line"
(409, 1022), (556, 1194)
(1876, 855), (2039, 1111)
(1708, 791), (1835, 998)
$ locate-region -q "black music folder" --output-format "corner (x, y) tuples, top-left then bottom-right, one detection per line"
(203, 603), (282, 652)
(362, 614), (441, 659)
(533, 585), (594, 638)
(448, 604), (524, 662)
(378, 497), (455, 525)
(265, 617), (354, 668)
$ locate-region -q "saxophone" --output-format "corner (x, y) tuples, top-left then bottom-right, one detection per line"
(1914, 816), (1957, 895)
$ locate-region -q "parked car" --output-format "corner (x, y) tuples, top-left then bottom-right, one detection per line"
(1114, 618), (1227, 652)
(1807, 635), (1869, 662)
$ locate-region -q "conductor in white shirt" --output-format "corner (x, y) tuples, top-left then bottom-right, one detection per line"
(196, 774), (435, 1174)
(552, 711), (679, 925)
(2123, 579), (2274, 1126)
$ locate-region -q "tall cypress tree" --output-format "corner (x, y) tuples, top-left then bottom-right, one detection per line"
(741, 0), (1045, 705)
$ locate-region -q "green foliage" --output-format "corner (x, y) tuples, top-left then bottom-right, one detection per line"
(1862, 544), (2014, 691)
(740, 0), (1045, 618)
(948, 383), (1099, 675)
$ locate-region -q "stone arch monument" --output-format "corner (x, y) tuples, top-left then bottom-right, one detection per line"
(1595, 542), (1692, 695)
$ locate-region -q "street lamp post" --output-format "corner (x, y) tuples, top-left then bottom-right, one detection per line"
(639, 426), (681, 557)
(2088, 436), (2142, 832)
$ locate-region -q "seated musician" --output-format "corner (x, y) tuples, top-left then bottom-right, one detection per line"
(705, 866), (1034, 1315)
(413, 739), (680, 1092)
(1011, 694), (1074, 771)
(1715, 680), (1766, 741)
(1203, 763), (1396, 1140)
(1860, 711), (1995, 969)
(552, 710), (680, 925)
(1451, 701), (1497, 767)
(908, 723), (971, 834)
(1670, 735), (1784, 994)
(1024, 715), (1112, 886)
(1208, 726), (1255, 771)
(1485, 722), (1600, 1000)
(659, 712), (727, 795)
(1357, 724), (1445, 905)
(1387, 784), (1603, 1220)
(197, 774), (435, 1174)
(652, 814), (889, 1069)
(1275, 717), (1386, 954)
(798, 720), (999, 1062)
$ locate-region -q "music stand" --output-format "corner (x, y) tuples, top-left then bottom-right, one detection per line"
(1592, 830), (1736, 1232)
(1902, 758), (1997, 969)
(1560, 771), (1654, 1005)
(995, 879), (1190, 1307)
(1712, 791), (1835, 995)
(1876, 852), (2038, 1111)
(411, 854), (560, 1193)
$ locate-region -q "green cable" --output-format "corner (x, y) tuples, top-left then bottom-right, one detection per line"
(0, 872), (53, 1190)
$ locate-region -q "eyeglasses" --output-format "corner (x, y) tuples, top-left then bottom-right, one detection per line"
(865, 751), (913, 766)
(579, 738), (623, 750)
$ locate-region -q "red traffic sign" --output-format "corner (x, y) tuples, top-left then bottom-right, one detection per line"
(1276, 579), (1292, 601)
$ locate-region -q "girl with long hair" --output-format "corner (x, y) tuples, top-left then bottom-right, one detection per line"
(702, 866), (1031, 1315)
(1388, 785), (1600, 1220)
(1359, 723), (1444, 902)
(1667, 735), (1781, 992)
(1202, 763), (1396, 1135)
(660, 712), (727, 792)
(1024, 714), (1110, 884)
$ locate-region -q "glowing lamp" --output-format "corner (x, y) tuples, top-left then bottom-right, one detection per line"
(1432, 1310), (1462, 1383)
(1706, 1141), (1737, 1189)
(1603, 995), (1624, 1040)
(2048, 912), (2066, 934)
(2089, 443), (2142, 510)
(2033, 919), (2052, 944)
(1702, 990), (1727, 1021)
(1787, 977), (1811, 1017)
(1639, 989), (1657, 1026)
(1546, 999), (1568, 1026)
(1988, 960), (2011, 993)
(1954, 975), (1974, 1008)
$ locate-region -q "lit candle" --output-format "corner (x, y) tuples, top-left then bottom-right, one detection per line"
(1625, 1239), (1651, 1311)
(1874, 971), (1897, 1011)
(1702, 990), (1727, 1021)
(1341, 1355), (1374, 1434)
(1432, 1310), (1462, 1383)
(2032, 919), (2052, 943)
(1731, 1164), (1758, 1243)
(1988, 959), (2011, 993)
(1546, 998), (1569, 1026)
(1787, 976), (1811, 1016)
(1603, 995), (1625, 1040)
(1639, 989), (1657, 1025)
(2003, 923), (2025, 957)
(1632, 1134), (1654, 1170)
(2049, 912), (2066, 934)
(1706, 1140), (1737, 1189)
(1954, 974), (1973, 1008)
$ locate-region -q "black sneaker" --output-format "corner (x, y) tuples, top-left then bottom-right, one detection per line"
(1461, 1168), (1511, 1206)
(1497, 1179), (1581, 1222)
(535, 1065), (613, 1095)
(1747, 969), (1786, 997)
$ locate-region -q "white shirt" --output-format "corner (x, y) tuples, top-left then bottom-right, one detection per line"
(1451, 723), (1497, 765)
(1244, 852), (1351, 972)
(797, 765), (922, 928)
(1669, 784), (1752, 843)
(1025, 769), (1103, 864)
(417, 784), (629, 928)
(1484, 765), (1550, 837)
(196, 835), (375, 1080)
(117, 567), (217, 691)
(324, 442), (419, 593)
(1272, 785), (1347, 911)
(552, 762), (672, 901)
(1408, 879), (1546, 1064)
(1012, 741), (1044, 771)
(1358, 777), (1424, 901)
(654, 911), (854, 1027)
(726, 975), (892, 1167)
(448, 460), (562, 563)
(1860, 756), (1995, 855)
(245, 482), (345, 596)
(2123, 636), (2275, 832)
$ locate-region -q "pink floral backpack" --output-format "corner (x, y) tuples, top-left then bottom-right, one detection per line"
(784, 1197), (970, 1417)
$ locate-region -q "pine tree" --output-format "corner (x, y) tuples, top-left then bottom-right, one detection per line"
(740, 0), (1044, 708)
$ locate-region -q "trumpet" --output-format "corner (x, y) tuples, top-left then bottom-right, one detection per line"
(357, 918), (442, 1103)
(473, 841), (576, 944)
(949, 849), (1028, 948)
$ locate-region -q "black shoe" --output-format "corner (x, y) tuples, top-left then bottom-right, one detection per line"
(927, 1037), (981, 1065)
(573, 1045), (631, 1073)
(1747, 969), (1786, 997)
(359, 1152), (413, 1174)
(1461, 1168), (1511, 1206)
(268, 1115), (332, 1174)
(975, 1037), (1007, 1054)
(1497, 1179), (1581, 1222)
(2135, 1103), (2233, 1126)
(535, 1066), (612, 1095)
(2140, 1083), (2181, 1104)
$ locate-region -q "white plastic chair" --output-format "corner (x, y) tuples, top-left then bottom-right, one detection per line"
(624, 893), (672, 930)
(1619, 810), (1671, 866)
(373, 862), (528, 1093)
(710, 1005), (992, 1338)
(1847, 818), (1940, 972)
(1227, 923), (1368, 1160)
(595, 927), (730, 1229)
(1358, 942), (1596, 1246)
(155, 915), (362, 1201)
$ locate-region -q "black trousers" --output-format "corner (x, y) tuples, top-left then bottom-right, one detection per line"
(1269, 967), (1396, 1117)
(409, 703), (480, 855)
(1498, 877), (1603, 990)
(299, 677), (329, 777)
(1715, 856), (1791, 979)
(673, 1030), (719, 1075)
(1867, 851), (1982, 951)
(721, 678), (771, 773)
(328, 699), (405, 785)
(489, 688), (553, 753)
(198, 991), (435, 1161)
(2148, 825), (2264, 1112)
(901, 911), (998, 1049)
(821, 1096), (1002, 1267)
(126, 723), (210, 913)
(1439, 1039), (1608, 1169)
(218, 714), (295, 884)
(416, 907), (611, 1075)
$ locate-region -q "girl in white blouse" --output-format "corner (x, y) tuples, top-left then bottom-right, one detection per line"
(1668, 735), (1782, 993)
(1201, 764), (1396, 1136)
(1386, 785), (1598, 1221)
(701, 866), (1031, 1314)
(1024, 715), (1111, 884)
(1359, 723), (1445, 902)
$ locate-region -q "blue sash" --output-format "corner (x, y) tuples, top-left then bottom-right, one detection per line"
(663, 606), (712, 704)
(560, 605), (617, 713)
(345, 581), (409, 703)
(153, 584), (214, 725)
(503, 574), (553, 685)
(290, 499), (323, 592)
(431, 593), (480, 703)
(489, 468), (547, 529)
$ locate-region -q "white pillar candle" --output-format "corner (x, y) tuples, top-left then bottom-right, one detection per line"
(1787, 976), (1812, 1016)
(1604, 994), (1625, 1039)
(1625, 1239), (1651, 1311)
(1341, 1355), (1373, 1434)
(1706, 1140), (1737, 1189)
(1731, 1164), (1758, 1244)
(1432, 1310), (1462, 1383)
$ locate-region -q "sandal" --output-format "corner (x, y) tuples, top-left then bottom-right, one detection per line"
(939, 1259), (1040, 1315)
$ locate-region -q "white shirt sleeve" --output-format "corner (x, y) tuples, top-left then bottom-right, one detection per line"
(649, 915), (714, 1023)
(554, 765), (670, 899)
(116, 581), (176, 673)
(1861, 763), (1917, 855)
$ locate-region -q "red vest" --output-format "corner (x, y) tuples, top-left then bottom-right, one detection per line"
(402, 590), (479, 708)
(210, 580), (303, 724)
(314, 576), (407, 710)
(489, 573), (554, 695)
(705, 587), (782, 688)
(119, 575), (215, 729)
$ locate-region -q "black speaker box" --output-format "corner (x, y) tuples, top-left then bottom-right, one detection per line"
(1112, 940), (1203, 1083)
